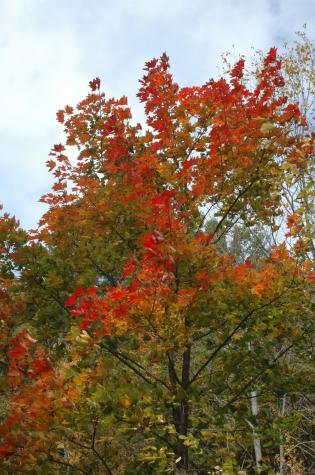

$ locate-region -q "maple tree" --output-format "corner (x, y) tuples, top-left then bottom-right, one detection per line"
(0, 41), (314, 474)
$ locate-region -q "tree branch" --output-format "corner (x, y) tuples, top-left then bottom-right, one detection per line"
(100, 342), (171, 391)
(189, 292), (286, 386)
(224, 334), (307, 408)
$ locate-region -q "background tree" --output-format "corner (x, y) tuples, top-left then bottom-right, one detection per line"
(220, 29), (315, 472)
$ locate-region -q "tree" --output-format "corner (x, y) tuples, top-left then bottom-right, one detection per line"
(0, 48), (314, 474)
(221, 30), (315, 471)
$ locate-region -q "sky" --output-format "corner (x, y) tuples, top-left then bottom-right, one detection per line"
(0, 0), (314, 229)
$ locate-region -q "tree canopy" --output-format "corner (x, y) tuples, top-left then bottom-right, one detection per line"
(0, 36), (314, 474)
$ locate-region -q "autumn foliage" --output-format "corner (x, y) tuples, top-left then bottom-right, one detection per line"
(0, 45), (314, 474)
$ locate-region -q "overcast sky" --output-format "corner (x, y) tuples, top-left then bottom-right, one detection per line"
(1, 0), (314, 229)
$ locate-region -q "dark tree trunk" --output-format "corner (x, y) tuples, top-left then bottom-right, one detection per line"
(168, 346), (191, 471)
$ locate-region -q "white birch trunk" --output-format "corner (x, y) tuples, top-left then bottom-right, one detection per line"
(250, 390), (262, 467)
(279, 395), (287, 475)
(247, 342), (262, 467)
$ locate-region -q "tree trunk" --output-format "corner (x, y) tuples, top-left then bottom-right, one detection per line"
(173, 401), (189, 471)
(279, 395), (287, 475)
(168, 346), (191, 471)
(247, 342), (262, 467)
(250, 390), (262, 467)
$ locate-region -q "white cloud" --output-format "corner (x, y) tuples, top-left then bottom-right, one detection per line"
(0, 3), (87, 136)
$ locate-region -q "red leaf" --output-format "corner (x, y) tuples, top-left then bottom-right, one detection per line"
(89, 77), (101, 91)
(152, 190), (174, 210)
(122, 259), (137, 279)
(56, 110), (65, 123)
